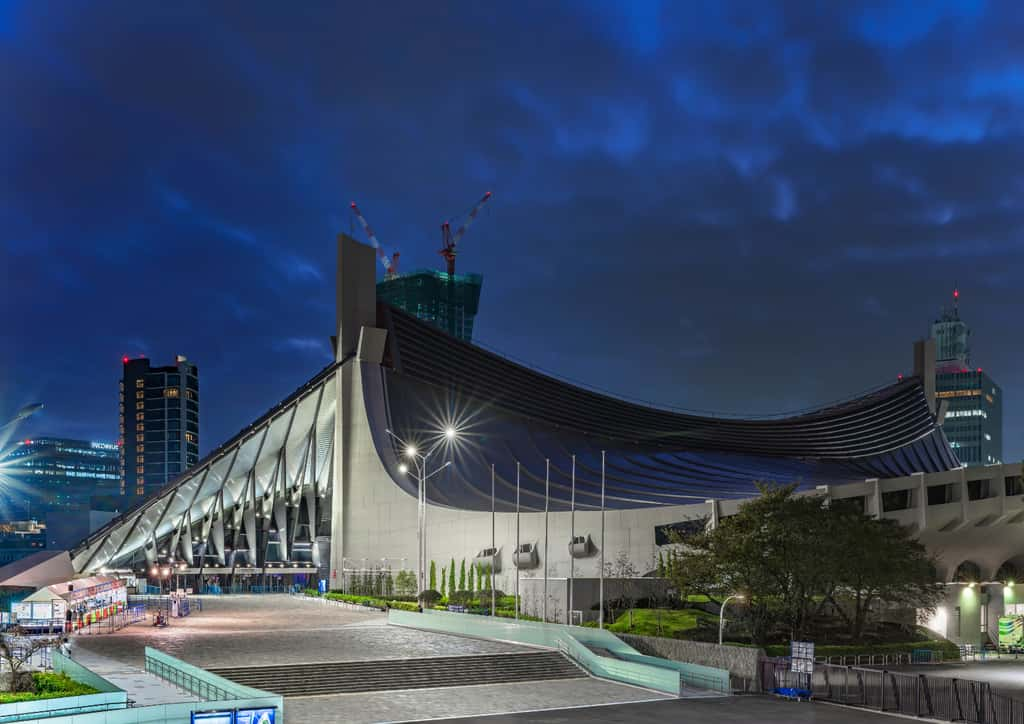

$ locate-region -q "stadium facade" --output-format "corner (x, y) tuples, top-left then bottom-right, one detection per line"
(45, 236), (1019, 644)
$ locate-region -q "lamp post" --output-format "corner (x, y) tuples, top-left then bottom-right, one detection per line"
(387, 428), (455, 595)
(719, 594), (745, 646)
(0, 403), (44, 431)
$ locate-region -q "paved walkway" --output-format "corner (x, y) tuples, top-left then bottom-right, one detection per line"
(288, 678), (671, 724)
(70, 595), (732, 722)
(69, 647), (196, 707)
(74, 595), (522, 669)
(425, 696), (911, 723)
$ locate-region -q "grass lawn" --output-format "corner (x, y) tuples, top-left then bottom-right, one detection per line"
(599, 607), (717, 637)
(0, 672), (99, 704)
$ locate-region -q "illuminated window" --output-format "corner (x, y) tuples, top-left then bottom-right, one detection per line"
(136, 401), (144, 410)
(164, 388), (180, 398)
(136, 466), (144, 474)
(119, 392), (124, 402)
(135, 391), (144, 399)
(136, 412), (144, 421)
(136, 455), (144, 464)
(136, 434), (144, 443)
(185, 432), (197, 443)
(135, 379), (144, 388)
(135, 423), (144, 432)
(138, 444), (144, 452)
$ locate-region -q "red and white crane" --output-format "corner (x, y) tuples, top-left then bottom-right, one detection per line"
(350, 201), (400, 278)
(439, 191), (493, 276)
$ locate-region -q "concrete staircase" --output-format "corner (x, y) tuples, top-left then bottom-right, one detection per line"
(207, 650), (585, 697)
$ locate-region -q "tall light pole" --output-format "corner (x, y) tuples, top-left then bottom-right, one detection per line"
(569, 454), (576, 625)
(387, 428), (455, 595)
(719, 594), (746, 646)
(599, 450), (606, 629)
(490, 463), (496, 617)
(543, 458), (549, 624)
(515, 460), (521, 621)
(0, 403), (44, 457)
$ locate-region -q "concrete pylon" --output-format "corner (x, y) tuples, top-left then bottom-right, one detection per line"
(329, 235), (378, 588)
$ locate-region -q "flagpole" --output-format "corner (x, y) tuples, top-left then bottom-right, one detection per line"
(543, 458), (549, 624)
(515, 460), (521, 621)
(599, 450), (606, 630)
(491, 463), (496, 617)
(569, 454), (576, 625)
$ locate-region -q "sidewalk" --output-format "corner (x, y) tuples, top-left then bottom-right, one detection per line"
(69, 646), (199, 706)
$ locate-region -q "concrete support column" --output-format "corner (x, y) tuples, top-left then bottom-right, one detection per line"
(914, 472), (927, 530)
(704, 499), (719, 529)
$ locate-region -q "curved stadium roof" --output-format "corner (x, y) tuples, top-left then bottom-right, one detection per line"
(368, 304), (960, 512)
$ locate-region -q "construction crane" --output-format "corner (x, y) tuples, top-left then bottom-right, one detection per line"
(350, 201), (400, 278)
(439, 191), (492, 276)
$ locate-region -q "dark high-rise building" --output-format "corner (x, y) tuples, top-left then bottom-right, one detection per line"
(0, 438), (119, 518)
(931, 290), (1003, 467)
(119, 355), (199, 497)
(376, 269), (483, 342)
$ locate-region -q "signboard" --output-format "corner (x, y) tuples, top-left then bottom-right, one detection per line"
(236, 708), (276, 724)
(11, 602), (31, 621)
(790, 640), (815, 674)
(190, 709), (276, 724)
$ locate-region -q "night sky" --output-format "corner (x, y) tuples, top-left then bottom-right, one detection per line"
(3, 2), (1023, 461)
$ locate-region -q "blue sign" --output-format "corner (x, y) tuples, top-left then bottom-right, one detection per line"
(236, 708), (276, 724)
(318, 579), (327, 594)
(191, 712), (233, 724)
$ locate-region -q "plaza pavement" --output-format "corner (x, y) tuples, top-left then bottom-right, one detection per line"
(423, 696), (917, 723)
(70, 595), (672, 722)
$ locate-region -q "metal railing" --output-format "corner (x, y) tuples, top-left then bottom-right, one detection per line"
(145, 653), (232, 702)
(814, 650), (945, 667)
(760, 658), (1024, 722)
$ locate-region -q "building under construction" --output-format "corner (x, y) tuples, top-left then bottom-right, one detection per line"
(351, 192), (492, 343)
(376, 269), (482, 342)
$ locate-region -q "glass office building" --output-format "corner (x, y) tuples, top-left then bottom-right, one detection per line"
(931, 302), (1003, 466)
(376, 269), (483, 342)
(119, 355), (199, 497)
(0, 438), (120, 518)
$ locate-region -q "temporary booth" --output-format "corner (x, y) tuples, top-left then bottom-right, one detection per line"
(14, 575), (127, 629)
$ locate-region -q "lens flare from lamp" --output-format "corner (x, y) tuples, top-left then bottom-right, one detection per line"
(444, 426), (457, 440)
(405, 445), (417, 458)
(398, 464), (408, 474)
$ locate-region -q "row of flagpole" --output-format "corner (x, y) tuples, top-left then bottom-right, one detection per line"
(476, 450), (606, 628)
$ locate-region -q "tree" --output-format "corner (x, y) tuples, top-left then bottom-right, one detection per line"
(657, 551), (666, 577)
(449, 558), (456, 596)
(827, 502), (941, 639)
(440, 566), (447, 597)
(1, 628), (59, 692)
(459, 559), (466, 591)
(429, 561), (437, 591)
(604, 551), (641, 624)
(667, 484), (942, 645)
(468, 563), (475, 593)
(395, 569), (417, 597)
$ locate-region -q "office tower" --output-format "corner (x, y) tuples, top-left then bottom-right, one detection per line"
(119, 355), (199, 497)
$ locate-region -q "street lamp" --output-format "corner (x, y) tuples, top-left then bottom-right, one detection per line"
(386, 428), (457, 596)
(0, 403), (44, 431)
(719, 594), (746, 646)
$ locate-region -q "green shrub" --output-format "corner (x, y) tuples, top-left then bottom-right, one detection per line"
(387, 600), (420, 612)
(418, 589), (442, 605)
(0, 673), (98, 704)
(448, 589), (474, 605)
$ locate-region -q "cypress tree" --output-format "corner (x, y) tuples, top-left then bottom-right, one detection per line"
(449, 558), (456, 595)
(429, 561), (437, 591)
(468, 563), (475, 593)
(440, 566), (447, 597)
(459, 559), (466, 591)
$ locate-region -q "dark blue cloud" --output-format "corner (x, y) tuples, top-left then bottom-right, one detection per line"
(3, 0), (1024, 463)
